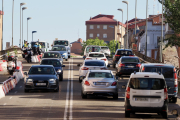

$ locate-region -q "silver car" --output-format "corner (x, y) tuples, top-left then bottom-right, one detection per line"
(81, 70), (118, 99)
(42, 51), (63, 65)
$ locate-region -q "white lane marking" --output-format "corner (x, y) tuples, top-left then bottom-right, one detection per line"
(64, 59), (71, 120)
(69, 58), (73, 120)
(9, 97), (12, 99)
(3, 103), (6, 105)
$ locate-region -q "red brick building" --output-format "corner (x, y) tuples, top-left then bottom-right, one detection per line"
(71, 38), (83, 55)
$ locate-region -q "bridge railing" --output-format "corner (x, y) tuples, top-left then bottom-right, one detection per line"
(0, 47), (22, 60)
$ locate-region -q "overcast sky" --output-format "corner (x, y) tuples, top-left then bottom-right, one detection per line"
(1, 0), (162, 49)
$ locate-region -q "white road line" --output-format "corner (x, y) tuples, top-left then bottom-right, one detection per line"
(9, 97), (12, 99)
(3, 103), (6, 105)
(69, 58), (73, 120)
(64, 59), (71, 120)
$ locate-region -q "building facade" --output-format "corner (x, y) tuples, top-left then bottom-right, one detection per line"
(0, 11), (4, 51)
(85, 14), (126, 47)
(71, 38), (83, 54)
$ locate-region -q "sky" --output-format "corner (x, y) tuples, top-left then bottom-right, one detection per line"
(1, 0), (162, 49)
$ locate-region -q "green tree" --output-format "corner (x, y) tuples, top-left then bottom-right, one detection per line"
(108, 40), (120, 55)
(158, 0), (180, 48)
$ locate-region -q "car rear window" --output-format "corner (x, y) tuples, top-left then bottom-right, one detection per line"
(144, 67), (174, 78)
(41, 60), (61, 67)
(117, 50), (132, 55)
(43, 53), (60, 58)
(52, 46), (66, 51)
(89, 54), (104, 57)
(129, 78), (165, 90)
(121, 58), (139, 63)
(101, 47), (109, 50)
(85, 61), (105, 66)
(89, 72), (113, 78)
(86, 47), (100, 52)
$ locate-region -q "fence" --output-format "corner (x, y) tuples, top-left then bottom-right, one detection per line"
(0, 48), (22, 60)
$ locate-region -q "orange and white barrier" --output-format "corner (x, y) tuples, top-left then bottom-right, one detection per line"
(0, 60), (8, 75)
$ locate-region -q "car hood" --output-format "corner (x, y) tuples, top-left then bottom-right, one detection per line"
(54, 67), (62, 71)
(27, 75), (57, 80)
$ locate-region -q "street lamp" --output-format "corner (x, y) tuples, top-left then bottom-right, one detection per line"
(27, 17), (32, 43)
(160, 0), (164, 62)
(12, 0), (14, 47)
(118, 8), (123, 49)
(22, 7), (27, 46)
(135, 0), (137, 40)
(145, 0), (148, 56)
(20, 3), (26, 47)
(32, 31), (37, 42)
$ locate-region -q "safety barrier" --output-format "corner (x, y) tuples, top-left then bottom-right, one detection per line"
(0, 60), (8, 75)
(31, 54), (43, 63)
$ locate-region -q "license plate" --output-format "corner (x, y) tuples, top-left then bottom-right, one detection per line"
(128, 66), (134, 68)
(134, 98), (148, 101)
(8, 67), (12, 70)
(94, 82), (106, 85)
(36, 83), (46, 86)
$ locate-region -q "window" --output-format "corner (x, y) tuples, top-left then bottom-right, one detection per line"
(90, 25), (94, 29)
(89, 54), (104, 57)
(97, 34), (100, 37)
(103, 25), (107, 29)
(89, 72), (113, 78)
(97, 25), (100, 29)
(41, 60), (61, 67)
(103, 34), (107, 38)
(89, 33), (93, 38)
(86, 46), (100, 52)
(52, 46), (66, 51)
(85, 61), (105, 66)
(121, 58), (139, 63)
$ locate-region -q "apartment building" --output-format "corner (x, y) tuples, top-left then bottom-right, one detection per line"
(0, 11), (3, 51)
(85, 14), (126, 46)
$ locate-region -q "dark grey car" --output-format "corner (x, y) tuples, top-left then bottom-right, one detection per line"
(24, 65), (59, 92)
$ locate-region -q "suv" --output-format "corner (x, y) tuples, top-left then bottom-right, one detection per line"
(123, 72), (168, 118)
(99, 46), (110, 58)
(83, 45), (101, 59)
(112, 49), (134, 68)
(140, 63), (178, 103)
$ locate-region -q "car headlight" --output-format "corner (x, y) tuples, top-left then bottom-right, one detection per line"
(26, 79), (33, 83)
(49, 79), (56, 83)
(63, 53), (66, 55)
(57, 69), (61, 73)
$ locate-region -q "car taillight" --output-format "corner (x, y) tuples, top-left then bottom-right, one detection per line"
(115, 55), (120, 57)
(84, 81), (90, 86)
(101, 67), (107, 70)
(142, 67), (145, 72)
(174, 68), (178, 88)
(86, 58), (91, 60)
(119, 64), (125, 67)
(81, 67), (89, 70)
(111, 81), (117, 86)
(101, 59), (107, 61)
(136, 64), (141, 67)
(164, 88), (168, 100)
(126, 87), (130, 99)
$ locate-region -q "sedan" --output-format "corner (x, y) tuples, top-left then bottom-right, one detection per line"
(42, 51), (63, 65)
(24, 65), (59, 92)
(78, 60), (109, 83)
(81, 70), (118, 99)
(51, 45), (68, 61)
(116, 56), (141, 77)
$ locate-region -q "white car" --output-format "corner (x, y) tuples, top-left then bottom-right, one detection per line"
(100, 46), (110, 58)
(78, 60), (109, 83)
(122, 72), (168, 118)
(85, 52), (108, 66)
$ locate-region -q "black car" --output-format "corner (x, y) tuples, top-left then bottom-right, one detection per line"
(40, 59), (65, 81)
(112, 49), (134, 68)
(116, 56), (140, 77)
(24, 65), (59, 92)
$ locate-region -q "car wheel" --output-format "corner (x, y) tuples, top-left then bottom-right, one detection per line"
(66, 59), (68, 61)
(172, 97), (177, 103)
(125, 110), (130, 117)
(54, 87), (59, 92)
(113, 93), (118, 99)
(68, 56), (70, 58)
(59, 74), (63, 81)
(24, 89), (29, 93)
(81, 90), (87, 99)
(161, 111), (168, 119)
(113, 64), (115, 68)
(79, 77), (82, 83)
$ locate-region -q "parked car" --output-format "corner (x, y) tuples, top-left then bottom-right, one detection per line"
(140, 63), (178, 103)
(112, 49), (134, 68)
(51, 45), (68, 61)
(116, 56), (140, 77)
(122, 72), (168, 118)
(81, 70), (118, 99)
(83, 45), (101, 59)
(40, 59), (65, 81)
(42, 51), (63, 65)
(99, 46), (110, 58)
(85, 52), (108, 66)
(78, 60), (109, 83)
(24, 65), (59, 92)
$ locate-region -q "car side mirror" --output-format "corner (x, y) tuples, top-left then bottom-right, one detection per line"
(62, 65), (65, 67)
(122, 85), (126, 89)
(107, 64), (110, 67)
(172, 109), (179, 117)
(24, 72), (27, 76)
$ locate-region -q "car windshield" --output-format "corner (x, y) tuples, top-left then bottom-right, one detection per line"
(89, 54), (104, 57)
(101, 47), (109, 50)
(129, 78), (165, 90)
(89, 72), (113, 78)
(85, 61), (105, 66)
(29, 67), (55, 75)
(39, 42), (45, 48)
(117, 50), (132, 55)
(43, 53), (60, 58)
(121, 58), (139, 63)
(144, 67), (174, 78)
(54, 41), (68, 46)
(86, 47), (100, 53)
(41, 60), (61, 67)
(52, 46), (66, 51)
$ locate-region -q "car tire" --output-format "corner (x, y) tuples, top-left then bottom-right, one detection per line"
(172, 97), (177, 103)
(161, 111), (168, 119)
(59, 75), (63, 81)
(68, 56), (70, 58)
(54, 87), (59, 92)
(81, 90), (87, 99)
(113, 93), (118, 99)
(113, 64), (115, 68)
(24, 89), (29, 93)
(79, 77), (82, 83)
(66, 59), (68, 61)
(125, 110), (130, 117)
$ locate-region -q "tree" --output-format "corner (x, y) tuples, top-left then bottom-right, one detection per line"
(108, 40), (120, 55)
(158, 0), (180, 49)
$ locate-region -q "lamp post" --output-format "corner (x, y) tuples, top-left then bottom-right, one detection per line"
(12, 0), (14, 47)
(122, 1), (129, 49)
(27, 17), (32, 43)
(160, 0), (164, 62)
(22, 7), (27, 46)
(2, 0), (3, 50)
(32, 31), (37, 42)
(135, 0), (137, 39)
(145, 0), (148, 56)
(20, 3), (26, 47)
(118, 8), (123, 49)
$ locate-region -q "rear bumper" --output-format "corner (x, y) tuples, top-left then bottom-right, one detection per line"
(83, 87), (118, 95)
(125, 99), (168, 113)
(118, 68), (139, 75)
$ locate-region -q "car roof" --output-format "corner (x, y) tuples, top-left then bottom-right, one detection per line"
(117, 49), (132, 51)
(84, 59), (104, 62)
(44, 51), (60, 54)
(88, 70), (112, 73)
(121, 56), (139, 59)
(130, 72), (164, 79)
(31, 65), (54, 67)
(141, 63), (174, 67)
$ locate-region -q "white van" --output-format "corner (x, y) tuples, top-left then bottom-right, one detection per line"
(31, 41), (49, 53)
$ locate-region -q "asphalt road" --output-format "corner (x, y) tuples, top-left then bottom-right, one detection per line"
(0, 58), (179, 120)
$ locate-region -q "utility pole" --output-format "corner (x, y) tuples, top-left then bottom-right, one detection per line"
(145, 0), (148, 56)
(2, 0), (3, 50)
(160, 0), (164, 62)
